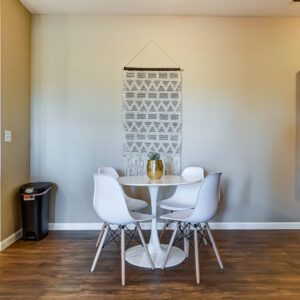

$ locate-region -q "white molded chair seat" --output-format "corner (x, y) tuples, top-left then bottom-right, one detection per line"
(91, 174), (154, 286)
(126, 195), (148, 211)
(158, 167), (204, 211)
(98, 167), (147, 211)
(160, 173), (223, 284)
(159, 199), (196, 211)
(160, 208), (194, 221)
(130, 211), (154, 221)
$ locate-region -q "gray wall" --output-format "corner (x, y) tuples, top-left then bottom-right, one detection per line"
(31, 16), (300, 223)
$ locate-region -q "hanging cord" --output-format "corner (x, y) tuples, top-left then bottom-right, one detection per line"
(124, 40), (182, 70)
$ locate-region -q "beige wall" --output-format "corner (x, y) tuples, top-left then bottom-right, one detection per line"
(0, 0), (31, 241)
(297, 71), (300, 199)
(0, 0), (2, 240)
(31, 16), (300, 223)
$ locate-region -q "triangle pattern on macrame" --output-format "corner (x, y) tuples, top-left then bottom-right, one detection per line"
(123, 70), (182, 176)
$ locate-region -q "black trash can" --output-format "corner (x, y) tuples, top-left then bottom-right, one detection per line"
(19, 182), (53, 241)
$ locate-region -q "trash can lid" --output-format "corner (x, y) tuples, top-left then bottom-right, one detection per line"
(19, 182), (53, 195)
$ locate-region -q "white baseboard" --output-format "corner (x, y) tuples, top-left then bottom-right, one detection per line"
(1, 223), (299, 251)
(49, 223), (102, 230)
(49, 223), (152, 230)
(0, 229), (23, 251)
(209, 222), (300, 230)
(49, 222), (300, 231)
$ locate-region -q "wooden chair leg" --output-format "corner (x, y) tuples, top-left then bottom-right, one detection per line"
(162, 222), (178, 269)
(194, 226), (200, 284)
(121, 226), (126, 286)
(91, 225), (108, 272)
(184, 223), (190, 257)
(160, 220), (169, 240)
(136, 223), (155, 269)
(206, 223), (223, 269)
(96, 222), (106, 247)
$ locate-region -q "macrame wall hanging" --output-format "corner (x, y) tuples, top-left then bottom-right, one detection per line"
(123, 41), (182, 176)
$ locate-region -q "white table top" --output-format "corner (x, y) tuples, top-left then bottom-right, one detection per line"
(117, 175), (201, 187)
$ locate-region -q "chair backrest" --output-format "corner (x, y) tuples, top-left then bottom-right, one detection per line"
(170, 167), (205, 206)
(182, 167), (204, 178)
(98, 167), (119, 179)
(188, 173), (222, 223)
(93, 174), (133, 225)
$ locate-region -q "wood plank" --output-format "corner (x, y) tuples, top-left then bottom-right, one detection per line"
(0, 230), (300, 299)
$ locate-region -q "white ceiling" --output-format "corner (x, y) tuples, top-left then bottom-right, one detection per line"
(20, 0), (300, 16)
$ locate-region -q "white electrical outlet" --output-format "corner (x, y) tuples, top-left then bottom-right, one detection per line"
(4, 130), (12, 143)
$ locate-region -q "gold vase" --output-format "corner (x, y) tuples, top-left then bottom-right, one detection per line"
(147, 160), (163, 179)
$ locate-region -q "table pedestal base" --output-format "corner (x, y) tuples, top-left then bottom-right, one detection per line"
(125, 244), (185, 269)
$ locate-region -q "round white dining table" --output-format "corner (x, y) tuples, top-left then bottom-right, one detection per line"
(117, 175), (202, 269)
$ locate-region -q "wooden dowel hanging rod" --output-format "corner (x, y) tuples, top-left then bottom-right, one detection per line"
(123, 67), (182, 71)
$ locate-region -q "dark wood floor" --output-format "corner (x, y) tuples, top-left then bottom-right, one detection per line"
(1, 230), (300, 299)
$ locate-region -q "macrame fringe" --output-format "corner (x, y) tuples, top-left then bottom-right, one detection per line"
(125, 153), (181, 176)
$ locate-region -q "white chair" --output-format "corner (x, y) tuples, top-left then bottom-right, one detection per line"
(96, 167), (148, 247)
(98, 167), (148, 211)
(158, 167), (204, 239)
(91, 174), (154, 286)
(160, 173), (223, 284)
